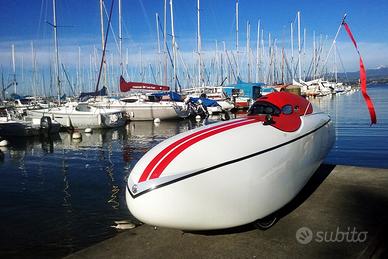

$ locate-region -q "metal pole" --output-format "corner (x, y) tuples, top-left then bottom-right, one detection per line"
(53, 0), (61, 102)
(290, 22), (294, 81)
(170, 0), (178, 92)
(163, 0), (167, 86)
(297, 11), (302, 82)
(119, 0), (123, 76)
(197, 0), (202, 87)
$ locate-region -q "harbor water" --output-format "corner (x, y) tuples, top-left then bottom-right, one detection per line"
(0, 84), (388, 258)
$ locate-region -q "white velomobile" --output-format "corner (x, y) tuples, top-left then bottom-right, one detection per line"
(126, 91), (334, 230)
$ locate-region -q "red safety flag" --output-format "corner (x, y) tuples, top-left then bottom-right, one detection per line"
(342, 21), (377, 125)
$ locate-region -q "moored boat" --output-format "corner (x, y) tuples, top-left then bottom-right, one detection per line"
(125, 91), (335, 230)
(88, 94), (189, 121)
(27, 102), (126, 129)
(0, 107), (60, 137)
(105, 76), (190, 121)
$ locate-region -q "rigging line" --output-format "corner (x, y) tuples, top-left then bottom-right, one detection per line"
(282, 51), (292, 81)
(149, 64), (157, 84)
(225, 50), (237, 82)
(157, 15), (182, 89)
(305, 55), (314, 80)
(321, 14), (347, 75)
(177, 46), (192, 80)
(335, 44), (349, 83)
(95, 0), (115, 94)
(61, 63), (75, 96)
(102, 1), (120, 54)
(36, 0), (45, 39)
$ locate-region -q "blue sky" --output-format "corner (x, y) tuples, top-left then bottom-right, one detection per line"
(1, 0), (388, 94)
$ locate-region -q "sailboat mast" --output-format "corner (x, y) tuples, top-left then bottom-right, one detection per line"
(52, 0), (61, 102)
(31, 41), (36, 94)
(334, 41), (337, 83)
(1, 68), (5, 99)
(235, 0), (239, 77)
(170, 0), (178, 92)
(11, 44), (16, 93)
(119, 0), (123, 76)
(99, 0), (107, 87)
(197, 0), (202, 87)
(303, 27), (306, 80)
(290, 22), (294, 81)
(297, 11), (302, 82)
(215, 40), (219, 85)
(163, 0), (167, 86)
(78, 46), (81, 93)
(268, 32), (271, 83)
(256, 19), (260, 82)
(261, 29), (264, 83)
(247, 21), (251, 82)
(313, 31), (316, 79)
(156, 12), (162, 84)
(21, 56), (24, 82)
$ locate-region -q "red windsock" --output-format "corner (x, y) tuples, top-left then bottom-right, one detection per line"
(342, 21), (377, 125)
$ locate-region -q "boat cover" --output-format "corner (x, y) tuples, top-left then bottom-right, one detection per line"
(79, 86), (107, 101)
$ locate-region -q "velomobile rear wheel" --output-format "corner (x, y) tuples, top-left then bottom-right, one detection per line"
(253, 214), (278, 230)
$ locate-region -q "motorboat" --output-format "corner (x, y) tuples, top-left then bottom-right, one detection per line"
(183, 86), (235, 112)
(27, 102), (126, 129)
(0, 107), (61, 137)
(125, 91), (334, 230)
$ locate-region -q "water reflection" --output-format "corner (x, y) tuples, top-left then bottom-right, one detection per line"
(311, 86), (388, 168)
(1, 119), (206, 259)
(1, 87), (388, 258)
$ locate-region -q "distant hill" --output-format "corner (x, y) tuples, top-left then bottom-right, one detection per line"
(337, 66), (388, 82)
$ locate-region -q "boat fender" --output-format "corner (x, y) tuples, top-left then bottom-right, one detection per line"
(85, 128), (93, 133)
(0, 139), (8, 147)
(72, 132), (82, 139)
(40, 116), (52, 133)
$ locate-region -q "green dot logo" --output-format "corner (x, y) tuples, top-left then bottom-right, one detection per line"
(296, 227), (313, 244)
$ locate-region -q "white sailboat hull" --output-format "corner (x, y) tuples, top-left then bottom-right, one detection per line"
(28, 107), (125, 129)
(90, 100), (189, 121)
(118, 103), (186, 121)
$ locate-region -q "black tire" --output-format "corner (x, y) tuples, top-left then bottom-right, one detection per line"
(253, 214), (278, 230)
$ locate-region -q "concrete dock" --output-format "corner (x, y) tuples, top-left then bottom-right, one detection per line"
(66, 165), (388, 259)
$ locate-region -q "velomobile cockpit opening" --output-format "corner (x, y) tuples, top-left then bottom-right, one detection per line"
(248, 102), (281, 116)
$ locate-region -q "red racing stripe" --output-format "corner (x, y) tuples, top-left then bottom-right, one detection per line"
(148, 118), (259, 180)
(138, 118), (249, 182)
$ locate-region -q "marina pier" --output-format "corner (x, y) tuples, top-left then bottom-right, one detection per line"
(66, 164), (388, 258)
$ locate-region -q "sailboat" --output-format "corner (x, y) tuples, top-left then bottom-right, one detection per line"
(28, 0), (126, 130)
(88, 76), (189, 121)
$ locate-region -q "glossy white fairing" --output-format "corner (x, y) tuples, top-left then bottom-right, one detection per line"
(126, 111), (334, 230)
